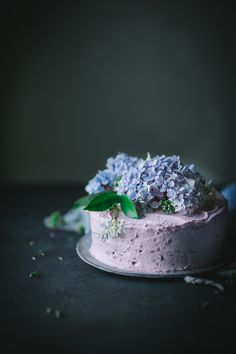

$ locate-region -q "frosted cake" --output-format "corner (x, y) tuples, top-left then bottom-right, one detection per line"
(74, 153), (227, 274)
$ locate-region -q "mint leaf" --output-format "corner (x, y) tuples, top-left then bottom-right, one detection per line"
(118, 195), (139, 219)
(84, 192), (119, 211)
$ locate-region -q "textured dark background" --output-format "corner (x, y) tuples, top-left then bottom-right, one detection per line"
(2, 0), (236, 185)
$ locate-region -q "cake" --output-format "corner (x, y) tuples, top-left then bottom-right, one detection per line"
(74, 153), (227, 274)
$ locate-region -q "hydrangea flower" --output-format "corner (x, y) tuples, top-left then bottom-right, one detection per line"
(85, 153), (142, 194)
(86, 152), (212, 213)
(116, 154), (210, 213)
(221, 183), (236, 211)
(85, 169), (114, 194)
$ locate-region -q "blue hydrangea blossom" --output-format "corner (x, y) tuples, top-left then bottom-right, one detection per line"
(85, 153), (142, 194)
(86, 153), (212, 213)
(221, 183), (236, 211)
(116, 154), (210, 213)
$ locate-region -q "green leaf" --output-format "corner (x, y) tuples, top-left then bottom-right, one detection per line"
(84, 192), (120, 211)
(118, 195), (139, 219)
(76, 191), (139, 219)
(160, 199), (175, 214)
(78, 225), (85, 236)
(48, 211), (64, 228)
(73, 194), (98, 209)
(29, 271), (39, 278)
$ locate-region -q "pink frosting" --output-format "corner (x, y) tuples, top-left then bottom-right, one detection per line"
(89, 202), (227, 274)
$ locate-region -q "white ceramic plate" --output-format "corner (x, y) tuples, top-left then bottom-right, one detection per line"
(76, 233), (229, 278)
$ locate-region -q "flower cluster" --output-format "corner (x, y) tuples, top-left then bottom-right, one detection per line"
(116, 154), (210, 213)
(86, 153), (212, 213)
(85, 153), (142, 194)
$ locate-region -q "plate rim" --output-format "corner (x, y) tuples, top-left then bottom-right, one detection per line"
(76, 233), (228, 278)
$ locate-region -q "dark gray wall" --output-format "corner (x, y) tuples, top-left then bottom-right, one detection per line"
(2, 0), (236, 184)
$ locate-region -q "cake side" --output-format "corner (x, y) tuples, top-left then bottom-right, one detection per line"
(89, 203), (227, 274)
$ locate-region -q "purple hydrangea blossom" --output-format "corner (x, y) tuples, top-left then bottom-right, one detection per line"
(116, 154), (210, 212)
(85, 169), (114, 194)
(85, 153), (142, 194)
(86, 152), (212, 213)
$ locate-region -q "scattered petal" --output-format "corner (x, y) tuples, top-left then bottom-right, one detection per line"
(55, 310), (61, 319)
(184, 276), (224, 292)
(46, 308), (52, 314)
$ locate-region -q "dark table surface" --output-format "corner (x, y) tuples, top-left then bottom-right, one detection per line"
(1, 185), (236, 354)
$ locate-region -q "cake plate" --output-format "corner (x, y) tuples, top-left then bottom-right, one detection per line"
(76, 233), (230, 278)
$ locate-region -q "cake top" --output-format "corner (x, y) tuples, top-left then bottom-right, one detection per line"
(74, 153), (223, 219)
